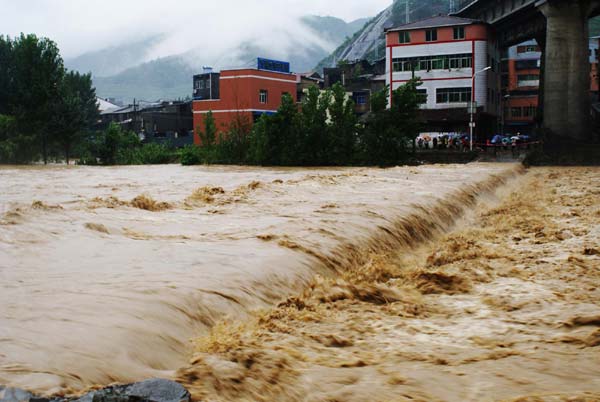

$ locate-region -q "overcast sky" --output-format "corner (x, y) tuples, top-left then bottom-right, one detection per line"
(1, 0), (393, 59)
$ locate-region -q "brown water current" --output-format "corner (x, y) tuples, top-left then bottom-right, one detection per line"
(175, 166), (600, 402)
(0, 163), (523, 395)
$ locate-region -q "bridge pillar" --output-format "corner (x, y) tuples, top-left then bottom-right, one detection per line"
(539, 0), (592, 142)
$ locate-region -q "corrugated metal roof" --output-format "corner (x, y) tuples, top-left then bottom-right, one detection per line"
(385, 15), (482, 33)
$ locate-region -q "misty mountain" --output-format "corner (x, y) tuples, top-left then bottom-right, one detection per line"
(93, 56), (196, 102)
(66, 34), (165, 77)
(300, 16), (369, 44)
(315, 0), (453, 71)
(76, 15), (370, 103)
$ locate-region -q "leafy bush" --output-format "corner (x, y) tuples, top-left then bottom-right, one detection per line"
(0, 115), (40, 164)
(135, 143), (176, 164)
(180, 145), (204, 166)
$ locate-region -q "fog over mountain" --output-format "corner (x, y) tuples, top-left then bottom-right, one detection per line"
(64, 15), (372, 102)
(1, 0), (390, 102)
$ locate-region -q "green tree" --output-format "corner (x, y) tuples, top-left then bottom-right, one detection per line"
(248, 94), (299, 165)
(49, 71), (98, 164)
(328, 83), (357, 164)
(361, 78), (423, 165)
(299, 85), (330, 165)
(92, 122), (140, 165)
(217, 112), (252, 164)
(198, 110), (217, 147)
(390, 77), (423, 143)
(10, 34), (65, 164)
(0, 36), (13, 116)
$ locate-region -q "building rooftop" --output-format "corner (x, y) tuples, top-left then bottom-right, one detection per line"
(96, 97), (120, 113)
(385, 15), (482, 33)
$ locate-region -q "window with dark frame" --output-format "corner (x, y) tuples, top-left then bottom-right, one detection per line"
(436, 87), (472, 104)
(398, 31), (411, 44)
(517, 45), (540, 53)
(426, 29), (438, 42)
(392, 53), (472, 72)
(453, 26), (465, 40)
(259, 89), (268, 104)
(511, 107), (522, 117)
(417, 89), (427, 104)
(523, 106), (536, 117)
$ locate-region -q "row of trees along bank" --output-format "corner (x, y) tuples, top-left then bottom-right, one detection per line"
(0, 33), (424, 166)
(183, 79), (424, 167)
(0, 34), (98, 164)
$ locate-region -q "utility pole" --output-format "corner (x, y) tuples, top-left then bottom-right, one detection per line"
(470, 66), (492, 151)
(133, 98), (138, 134)
(405, 0), (410, 24)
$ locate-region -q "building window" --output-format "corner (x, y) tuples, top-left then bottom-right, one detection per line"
(398, 31), (411, 44)
(356, 94), (367, 105)
(259, 89), (268, 104)
(453, 26), (465, 40)
(517, 45), (540, 53)
(517, 74), (539, 87)
(523, 106), (536, 117)
(426, 29), (438, 42)
(417, 89), (427, 104)
(392, 53), (472, 72)
(511, 107), (522, 117)
(515, 59), (540, 70)
(436, 87), (472, 104)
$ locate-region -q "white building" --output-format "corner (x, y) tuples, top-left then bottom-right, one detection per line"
(385, 15), (500, 134)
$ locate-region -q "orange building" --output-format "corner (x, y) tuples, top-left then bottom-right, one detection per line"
(192, 62), (297, 144)
(501, 38), (600, 134)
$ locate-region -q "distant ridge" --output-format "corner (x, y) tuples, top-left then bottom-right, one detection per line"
(68, 15), (369, 103)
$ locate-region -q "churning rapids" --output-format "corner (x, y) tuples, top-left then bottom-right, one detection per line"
(0, 163), (521, 395)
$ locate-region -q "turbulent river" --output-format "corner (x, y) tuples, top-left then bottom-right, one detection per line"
(0, 163), (518, 395)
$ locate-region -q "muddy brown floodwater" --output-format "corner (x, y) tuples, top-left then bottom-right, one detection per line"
(1, 164), (597, 401)
(174, 166), (600, 402)
(0, 163), (518, 394)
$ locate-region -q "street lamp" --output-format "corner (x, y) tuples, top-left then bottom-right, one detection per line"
(469, 66), (492, 151)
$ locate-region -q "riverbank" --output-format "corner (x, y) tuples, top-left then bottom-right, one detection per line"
(176, 166), (600, 401)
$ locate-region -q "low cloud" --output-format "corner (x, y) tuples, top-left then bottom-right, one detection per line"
(2, 0), (392, 61)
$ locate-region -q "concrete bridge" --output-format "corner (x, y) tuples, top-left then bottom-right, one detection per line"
(455, 0), (600, 142)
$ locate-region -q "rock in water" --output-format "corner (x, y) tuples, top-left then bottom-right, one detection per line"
(122, 379), (190, 402)
(0, 387), (34, 402)
(0, 380), (190, 402)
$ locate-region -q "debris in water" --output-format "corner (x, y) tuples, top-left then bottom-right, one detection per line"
(31, 200), (63, 210)
(84, 223), (110, 234)
(186, 186), (225, 205)
(130, 194), (172, 212)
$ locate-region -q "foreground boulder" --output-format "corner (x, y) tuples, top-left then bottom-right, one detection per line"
(0, 379), (190, 402)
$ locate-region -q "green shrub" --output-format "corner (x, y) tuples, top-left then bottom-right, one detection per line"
(136, 143), (176, 164)
(180, 145), (204, 166)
